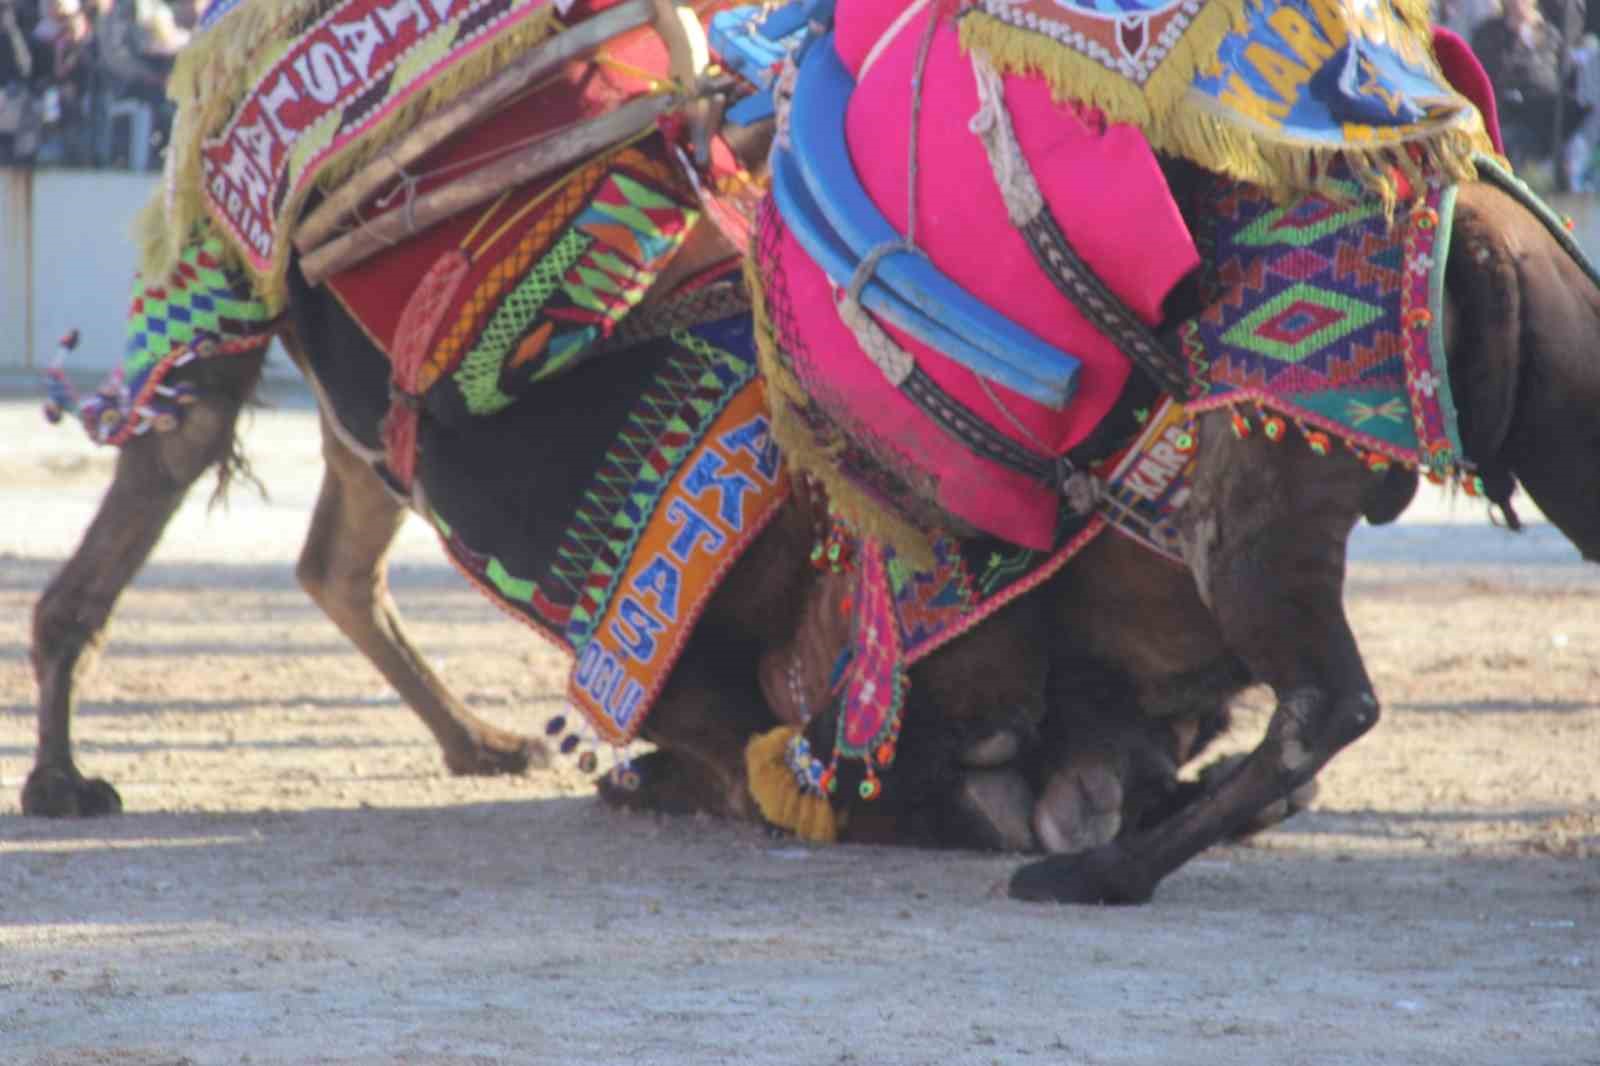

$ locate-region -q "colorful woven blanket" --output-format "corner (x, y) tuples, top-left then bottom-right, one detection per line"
(324, 118), (704, 428)
(156, 0), (564, 307)
(43, 238), (277, 447)
(1178, 164), (1462, 475)
(960, 0), (1495, 200)
(426, 301), (789, 765)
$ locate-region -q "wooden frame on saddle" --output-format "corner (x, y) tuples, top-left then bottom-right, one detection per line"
(294, 0), (713, 286)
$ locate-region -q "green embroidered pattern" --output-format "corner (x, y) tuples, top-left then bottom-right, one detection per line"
(454, 228), (593, 416)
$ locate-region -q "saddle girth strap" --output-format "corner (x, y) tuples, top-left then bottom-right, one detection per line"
(966, 50), (1192, 401)
(1016, 206), (1195, 402)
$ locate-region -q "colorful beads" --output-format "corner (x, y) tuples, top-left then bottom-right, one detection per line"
(1365, 453), (1391, 473)
(1305, 431), (1331, 456)
(1414, 206), (1438, 230)
(1404, 307), (1433, 330)
(1230, 410), (1252, 438)
(858, 775), (881, 801)
(1262, 415), (1286, 442)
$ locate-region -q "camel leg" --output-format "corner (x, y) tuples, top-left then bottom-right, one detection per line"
(24, 355), (265, 816)
(297, 412), (545, 775)
(1011, 412), (1380, 903)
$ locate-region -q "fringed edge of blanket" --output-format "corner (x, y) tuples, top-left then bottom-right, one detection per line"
(1157, 104), (1492, 210)
(960, 0), (1495, 207)
(957, 2), (1253, 130)
(149, 0), (562, 310)
(745, 254), (939, 568)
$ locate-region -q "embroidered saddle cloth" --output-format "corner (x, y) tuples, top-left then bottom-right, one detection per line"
(421, 298), (790, 764)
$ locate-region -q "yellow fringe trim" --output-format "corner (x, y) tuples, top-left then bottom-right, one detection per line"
(151, 0), (561, 310)
(744, 726), (839, 843)
(745, 255), (939, 567)
(958, 2), (1253, 130)
(960, 1), (1498, 206)
(1157, 101), (1493, 210)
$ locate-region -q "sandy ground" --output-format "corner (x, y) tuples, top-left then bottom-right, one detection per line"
(1, 394), (1597, 1065)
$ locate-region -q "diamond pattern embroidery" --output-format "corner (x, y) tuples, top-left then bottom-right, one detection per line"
(1220, 284), (1383, 364)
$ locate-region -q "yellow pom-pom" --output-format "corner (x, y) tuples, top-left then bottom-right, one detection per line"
(744, 726), (839, 843)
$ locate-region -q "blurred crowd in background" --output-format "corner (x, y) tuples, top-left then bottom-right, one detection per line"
(1443, 0), (1600, 191)
(5, 0), (1600, 192)
(1, 0), (199, 169)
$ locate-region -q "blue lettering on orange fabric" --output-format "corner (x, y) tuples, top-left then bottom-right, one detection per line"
(631, 556), (682, 622)
(665, 499), (727, 560)
(683, 451), (756, 531)
(609, 596), (665, 661)
(719, 415), (782, 482)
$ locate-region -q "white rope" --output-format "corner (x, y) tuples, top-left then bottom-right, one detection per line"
(968, 50), (1043, 226)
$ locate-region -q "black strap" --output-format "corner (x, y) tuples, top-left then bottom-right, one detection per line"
(1017, 206), (1194, 401)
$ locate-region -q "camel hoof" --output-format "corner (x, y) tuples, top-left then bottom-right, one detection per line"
(442, 732), (547, 776)
(1033, 756), (1124, 855)
(949, 768), (1037, 851)
(1008, 846), (1153, 906)
(21, 767), (124, 818)
(960, 729), (1021, 768)
(596, 750), (736, 818)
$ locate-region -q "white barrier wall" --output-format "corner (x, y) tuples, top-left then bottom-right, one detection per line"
(0, 167), (295, 385)
(1, 168), (158, 378)
(6, 166), (1600, 382)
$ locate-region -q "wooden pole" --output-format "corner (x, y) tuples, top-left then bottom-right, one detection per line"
(292, 0), (656, 258)
(297, 94), (678, 286)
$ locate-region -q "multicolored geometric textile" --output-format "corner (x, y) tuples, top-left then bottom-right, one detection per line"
(810, 505), (1107, 801)
(187, 0), (560, 295)
(959, 0), (1494, 199)
(430, 309), (790, 761)
(1094, 399), (1197, 564)
(44, 238), (276, 447)
(325, 123), (702, 427)
(1178, 167), (1464, 476)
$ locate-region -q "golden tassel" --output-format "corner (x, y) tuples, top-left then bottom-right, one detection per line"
(744, 726), (839, 843)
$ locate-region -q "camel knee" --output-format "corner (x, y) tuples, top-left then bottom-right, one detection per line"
(31, 582), (107, 676)
(1271, 687), (1379, 780)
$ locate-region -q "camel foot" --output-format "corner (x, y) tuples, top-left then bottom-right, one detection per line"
(1008, 845), (1154, 906)
(441, 729), (547, 776)
(596, 750), (736, 818)
(21, 766), (124, 818)
(1033, 755), (1125, 855)
(948, 768), (1037, 852)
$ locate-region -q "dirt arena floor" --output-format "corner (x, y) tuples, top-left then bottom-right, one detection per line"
(2, 395), (1597, 1065)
